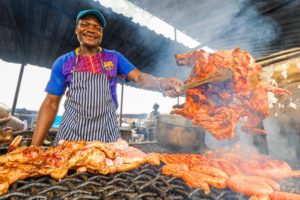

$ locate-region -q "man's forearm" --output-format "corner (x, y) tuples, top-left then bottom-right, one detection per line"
(31, 102), (59, 146)
(127, 69), (183, 97)
(135, 72), (160, 90)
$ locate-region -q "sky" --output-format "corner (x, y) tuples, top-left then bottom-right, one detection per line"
(0, 59), (184, 116)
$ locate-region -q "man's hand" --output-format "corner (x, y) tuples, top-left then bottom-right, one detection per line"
(160, 77), (184, 97)
(127, 69), (184, 97)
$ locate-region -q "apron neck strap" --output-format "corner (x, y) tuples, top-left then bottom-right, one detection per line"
(75, 47), (102, 55)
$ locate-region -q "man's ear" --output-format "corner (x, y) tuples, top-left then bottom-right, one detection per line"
(75, 26), (78, 35)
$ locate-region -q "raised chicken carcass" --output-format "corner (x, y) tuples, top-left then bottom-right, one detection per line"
(173, 48), (292, 139)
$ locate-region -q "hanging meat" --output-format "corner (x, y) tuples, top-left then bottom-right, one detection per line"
(172, 48), (292, 140)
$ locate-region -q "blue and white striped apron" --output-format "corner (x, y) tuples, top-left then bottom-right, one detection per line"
(54, 54), (120, 145)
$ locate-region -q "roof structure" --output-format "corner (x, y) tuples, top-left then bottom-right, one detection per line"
(1, 0), (300, 85)
(0, 0), (191, 80)
(2, 0), (300, 75)
(128, 0), (300, 58)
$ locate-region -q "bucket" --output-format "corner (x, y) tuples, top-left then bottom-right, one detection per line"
(0, 103), (11, 124)
(119, 126), (132, 142)
(155, 114), (205, 150)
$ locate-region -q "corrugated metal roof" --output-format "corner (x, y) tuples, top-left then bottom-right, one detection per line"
(0, 0), (191, 81)
(2, 0), (300, 84)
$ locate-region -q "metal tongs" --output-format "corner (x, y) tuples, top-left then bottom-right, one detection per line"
(182, 68), (234, 90)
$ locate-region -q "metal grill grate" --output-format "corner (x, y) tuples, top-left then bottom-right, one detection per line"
(1, 132), (300, 200)
(0, 164), (252, 200)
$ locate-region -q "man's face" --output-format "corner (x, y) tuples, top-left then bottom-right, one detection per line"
(75, 15), (103, 48)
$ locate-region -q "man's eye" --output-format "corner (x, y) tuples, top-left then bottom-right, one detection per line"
(95, 26), (102, 31)
(79, 22), (102, 31)
(81, 22), (89, 27)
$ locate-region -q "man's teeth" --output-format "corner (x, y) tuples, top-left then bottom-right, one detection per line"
(84, 34), (95, 39)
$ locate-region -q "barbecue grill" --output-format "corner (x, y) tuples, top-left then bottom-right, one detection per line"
(0, 131), (299, 200)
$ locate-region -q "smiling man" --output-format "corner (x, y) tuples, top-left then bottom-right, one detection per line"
(31, 9), (183, 146)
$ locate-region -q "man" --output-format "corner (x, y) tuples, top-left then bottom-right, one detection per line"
(142, 103), (161, 140)
(31, 9), (183, 146)
(148, 103), (160, 120)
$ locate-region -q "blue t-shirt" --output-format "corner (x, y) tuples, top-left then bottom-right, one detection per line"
(45, 48), (136, 108)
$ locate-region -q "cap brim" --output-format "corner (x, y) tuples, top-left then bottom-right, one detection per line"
(76, 10), (106, 28)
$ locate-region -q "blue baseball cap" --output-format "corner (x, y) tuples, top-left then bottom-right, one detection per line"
(76, 9), (106, 28)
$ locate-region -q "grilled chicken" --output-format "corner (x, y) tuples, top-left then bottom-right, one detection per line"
(173, 48), (291, 140)
(0, 139), (160, 196)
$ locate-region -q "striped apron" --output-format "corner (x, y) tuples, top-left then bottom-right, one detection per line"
(54, 54), (120, 145)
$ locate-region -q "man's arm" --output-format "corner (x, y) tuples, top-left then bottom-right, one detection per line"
(31, 94), (62, 146)
(127, 68), (183, 97)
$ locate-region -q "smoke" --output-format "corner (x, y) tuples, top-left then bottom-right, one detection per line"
(134, 0), (281, 79)
(207, 0), (280, 56)
(264, 117), (300, 167)
(149, 43), (191, 80)
(172, 0), (280, 57)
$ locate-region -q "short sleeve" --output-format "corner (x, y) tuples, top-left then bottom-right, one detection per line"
(45, 58), (66, 96)
(116, 51), (136, 77)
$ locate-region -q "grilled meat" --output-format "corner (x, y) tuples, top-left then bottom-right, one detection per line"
(173, 48), (292, 139)
(0, 139), (160, 196)
(227, 175), (275, 196)
(190, 165), (228, 179)
(162, 163), (189, 177)
(269, 191), (300, 200)
(159, 143), (299, 198)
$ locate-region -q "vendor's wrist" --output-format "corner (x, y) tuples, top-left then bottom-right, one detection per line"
(157, 77), (166, 97)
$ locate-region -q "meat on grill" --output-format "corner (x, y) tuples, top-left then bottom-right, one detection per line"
(0, 139), (160, 196)
(227, 175), (279, 196)
(159, 143), (300, 199)
(172, 48), (292, 140)
(269, 191), (300, 200)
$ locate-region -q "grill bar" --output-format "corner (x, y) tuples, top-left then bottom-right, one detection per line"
(0, 164), (251, 200)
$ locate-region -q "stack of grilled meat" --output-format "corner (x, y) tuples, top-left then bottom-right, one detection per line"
(0, 139), (160, 195)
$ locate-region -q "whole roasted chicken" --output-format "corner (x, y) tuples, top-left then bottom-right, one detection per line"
(172, 48), (291, 140)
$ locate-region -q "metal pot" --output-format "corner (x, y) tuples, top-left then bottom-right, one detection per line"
(155, 114), (205, 150)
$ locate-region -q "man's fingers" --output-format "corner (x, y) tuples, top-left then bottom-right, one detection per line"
(164, 89), (182, 97)
(171, 78), (184, 87)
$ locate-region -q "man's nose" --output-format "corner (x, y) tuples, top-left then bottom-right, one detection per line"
(86, 25), (98, 32)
